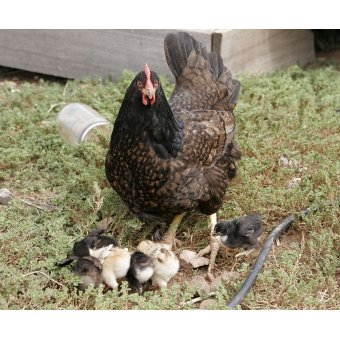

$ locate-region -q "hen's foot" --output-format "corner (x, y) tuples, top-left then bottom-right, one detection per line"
(198, 214), (220, 281)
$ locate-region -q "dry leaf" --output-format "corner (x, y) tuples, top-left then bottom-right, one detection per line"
(179, 249), (210, 268)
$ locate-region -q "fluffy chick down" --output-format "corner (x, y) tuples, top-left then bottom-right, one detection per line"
(126, 251), (154, 294)
(100, 247), (131, 289)
(137, 240), (179, 288)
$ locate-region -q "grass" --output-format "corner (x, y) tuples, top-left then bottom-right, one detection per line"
(0, 61), (339, 310)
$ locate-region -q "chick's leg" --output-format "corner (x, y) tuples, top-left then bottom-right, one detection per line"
(198, 213), (220, 281)
(235, 248), (255, 258)
(162, 212), (186, 249)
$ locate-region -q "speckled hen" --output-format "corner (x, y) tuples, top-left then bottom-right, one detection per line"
(105, 31), (241, 277)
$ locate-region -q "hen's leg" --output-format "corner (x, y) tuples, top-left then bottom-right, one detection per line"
(198, 213), (220, 281)
(162, 212), (186, 249)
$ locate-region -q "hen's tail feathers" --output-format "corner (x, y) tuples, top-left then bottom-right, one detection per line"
(165, 32), (227, 82)
(211, 78), (241, 112)
(164, 31), (206, 79)
(229, 80), (241, 105)
(164, 31), (239, 111)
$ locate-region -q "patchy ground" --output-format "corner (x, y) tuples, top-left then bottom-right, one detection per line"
(0, 55), (339, 309)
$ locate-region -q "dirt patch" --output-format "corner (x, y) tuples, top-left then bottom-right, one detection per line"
(0, 66), (66, 85)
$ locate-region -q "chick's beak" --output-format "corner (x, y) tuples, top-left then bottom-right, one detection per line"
(212, 230), (219, 237)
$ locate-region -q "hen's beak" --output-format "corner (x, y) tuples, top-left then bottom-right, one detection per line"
(143, 87), (156, 99)
(142, 87), (156, 105)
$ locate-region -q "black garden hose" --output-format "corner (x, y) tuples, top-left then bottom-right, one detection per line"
(227, 200), (338, 309)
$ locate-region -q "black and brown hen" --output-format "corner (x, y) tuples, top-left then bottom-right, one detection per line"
(105, 31), (241, 277)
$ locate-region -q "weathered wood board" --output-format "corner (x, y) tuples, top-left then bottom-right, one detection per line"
(0, 29), (315, 79)
(213, 29), (315, 75)
(0, 29), (211, 80)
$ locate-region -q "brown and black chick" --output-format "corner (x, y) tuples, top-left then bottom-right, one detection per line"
(213, 214), (263, 257)
(126, 251), (154, 294)
(72, 227), (119, 259)
(73, 256), (102, 291)
(57, 255), (102, 291)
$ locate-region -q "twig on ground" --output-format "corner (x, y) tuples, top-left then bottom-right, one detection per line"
(183, 292), (216, 305)
(19, 198), (59, 211)
(23, 270), (66, 288)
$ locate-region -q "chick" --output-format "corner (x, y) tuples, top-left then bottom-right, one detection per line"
(101, 247), (131, 289)
(137, 240), (179, 288)
(72, 227), (119, 257)
(126, 251), (154, 294)
(56, 255), (102, 291)
(151, 247), (180, 288)
(73, 256), (102, 291)
(213, 213), (263, 257)
(89, 244), (115, 263)
(137, 240), (173, 254)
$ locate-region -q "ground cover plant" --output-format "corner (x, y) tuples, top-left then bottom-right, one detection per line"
(0, 59), (339, 309)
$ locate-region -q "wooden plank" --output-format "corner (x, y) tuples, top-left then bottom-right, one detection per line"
(214, 29), (315, 75)
(0, 29), (315, 79)
(0, 29), (211, 80)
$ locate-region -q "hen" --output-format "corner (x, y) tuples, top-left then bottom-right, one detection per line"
(105, 31), (241, 277)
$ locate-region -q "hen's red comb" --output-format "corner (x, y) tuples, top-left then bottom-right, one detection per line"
(144, 63), (153, 89)
(145, 63), (151, 78)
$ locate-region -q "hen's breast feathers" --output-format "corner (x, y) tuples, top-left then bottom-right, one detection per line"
(105, 31), (241, 220)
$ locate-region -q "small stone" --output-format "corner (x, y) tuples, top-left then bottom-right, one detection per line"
(189, 275), (210, 295)
(199, 299), (216, 310)
(0, 188), (12, 205)
(98, 216), (114, 228)
(210, 271), (240, 292)
(287, 177), (301, 188)
(279, 156), (289, 167)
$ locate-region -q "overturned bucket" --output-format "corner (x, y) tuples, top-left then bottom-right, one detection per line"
(57, 103), (111, 144)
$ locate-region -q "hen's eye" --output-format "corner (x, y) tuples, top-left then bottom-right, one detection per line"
(154, 80), (159, 87)
(137, 80), (143, 88)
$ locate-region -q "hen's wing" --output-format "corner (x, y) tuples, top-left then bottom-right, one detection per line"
(179, 109), (236, 166)
(163, 32), (241, 215)
(164, 31), (240, 113)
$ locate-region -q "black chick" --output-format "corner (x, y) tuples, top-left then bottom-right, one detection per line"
(126, 251), (154, 294)
(73, 256), (102, 291)
(73, 227), (119, 257)
(57, 255), (102, 291)
(213, 214), (263, 257)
